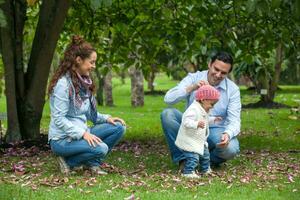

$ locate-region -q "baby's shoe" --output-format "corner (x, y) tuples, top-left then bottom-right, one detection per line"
(181, 171), (200, 179)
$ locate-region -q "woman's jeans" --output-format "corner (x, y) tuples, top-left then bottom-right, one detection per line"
(161, 108), (240, 165)
(182, 147), (210, 174)
(50, 122), (125, 168)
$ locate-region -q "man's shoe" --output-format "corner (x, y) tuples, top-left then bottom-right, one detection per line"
(57, 156), (70, 175)
(211, 162), (227, 170)
(202, 167), (213, 175)
(88, 166), (108, 175)
(72, 166), (83, 171)
(210, 161), (221, 169)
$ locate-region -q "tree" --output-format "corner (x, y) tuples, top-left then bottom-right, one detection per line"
(231, 0), (300, 106)
(0, 0), (71, 142)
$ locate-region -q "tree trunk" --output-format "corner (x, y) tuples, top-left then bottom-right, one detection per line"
(129, 66), (144, 107)
(0, 0), (71, 142)
(104, 70), (114, 106)
(147, 70), (155, 92)
(260, 43), (284, 103)
(258, 70), (271, 103)
(0, 0), (25, 142)
(119, 69), (126, 84)
(95, 69), (104, 106)
(269, 43), (284, 100)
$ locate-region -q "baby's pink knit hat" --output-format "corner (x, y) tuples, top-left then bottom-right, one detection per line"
(195, 85), (220, 101)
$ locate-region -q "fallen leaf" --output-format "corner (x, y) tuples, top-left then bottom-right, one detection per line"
(124, 194), (135, 200)
(287, 174), (294, 183)
(226, 184), (233, 189)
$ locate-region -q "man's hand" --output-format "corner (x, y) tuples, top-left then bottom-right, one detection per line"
(216, 133), (230, 148)
(107, 117), (126, 126)
(186, 80), (209, 93)
(83, 132), (102, 147)
(196, 80), (209, 88)
(214, 116), (223, 123)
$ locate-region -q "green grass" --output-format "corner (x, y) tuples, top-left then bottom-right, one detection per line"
(0, 73), (299, 199)
(1, 180), (299, 200)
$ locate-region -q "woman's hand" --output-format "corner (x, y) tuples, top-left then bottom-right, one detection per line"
(107, 117), (126, 126)
(83, 132), (102, 147)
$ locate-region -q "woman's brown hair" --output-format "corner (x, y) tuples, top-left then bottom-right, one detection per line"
(48, 35), (96, 96)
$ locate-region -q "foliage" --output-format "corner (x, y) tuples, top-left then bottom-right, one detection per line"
(0, 56), (4, 97)
(61, 0), (299, 100)
(23, 2), (40, 70)
(0, 0), (6, 27)
(62, 1), (230, 81)
(279, 52), (300, 85)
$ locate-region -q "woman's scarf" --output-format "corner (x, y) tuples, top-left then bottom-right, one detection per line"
(75, 72), (93, 89)
(68, 72), (98, 123)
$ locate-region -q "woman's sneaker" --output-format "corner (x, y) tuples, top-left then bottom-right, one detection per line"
(181, 171), (200, 179)
(57, 156), (70, 175)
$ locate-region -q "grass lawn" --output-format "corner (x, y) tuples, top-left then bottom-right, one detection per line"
(0, 73), (299, 200)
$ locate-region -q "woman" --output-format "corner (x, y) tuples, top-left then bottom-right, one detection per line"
(48, 35), (126, 175)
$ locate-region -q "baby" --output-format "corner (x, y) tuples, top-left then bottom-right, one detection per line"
(175, 85), (220, 178)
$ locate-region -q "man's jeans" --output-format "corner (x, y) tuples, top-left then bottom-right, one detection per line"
(161, 108), (240, 165)
(182, 147), (210, 174)
(50, 122), (125, 168)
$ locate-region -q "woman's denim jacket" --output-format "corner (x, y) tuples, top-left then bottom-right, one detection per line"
(48, 74), (110, 141)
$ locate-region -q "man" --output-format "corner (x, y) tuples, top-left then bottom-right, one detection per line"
(161, 51), (241, 167)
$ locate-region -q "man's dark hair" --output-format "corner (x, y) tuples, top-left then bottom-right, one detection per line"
(211, 51), (234, 72)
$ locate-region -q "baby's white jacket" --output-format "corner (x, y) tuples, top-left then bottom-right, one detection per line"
(175, 100), (209, 155)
